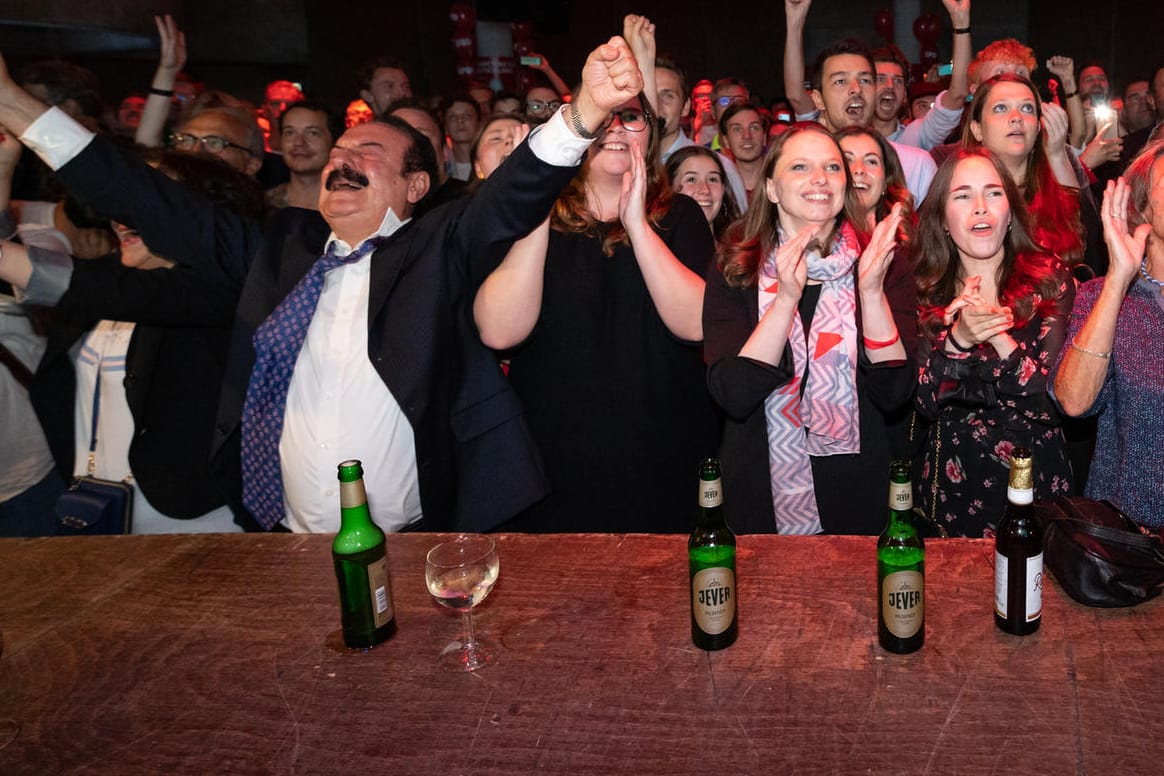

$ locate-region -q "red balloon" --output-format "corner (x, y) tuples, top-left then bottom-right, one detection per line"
(874, 8), (894, 42)
(912, 13), (941, 47)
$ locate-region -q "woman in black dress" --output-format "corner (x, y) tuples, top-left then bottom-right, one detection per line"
(913, 148), (1074, 537)
(474, 95), (720, 532)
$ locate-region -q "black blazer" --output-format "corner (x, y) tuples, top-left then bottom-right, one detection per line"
(30, 255), (240, 519)
(55, 134), (576, 532)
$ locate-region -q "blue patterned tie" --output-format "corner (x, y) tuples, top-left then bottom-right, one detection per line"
(241, 237), (383, 529)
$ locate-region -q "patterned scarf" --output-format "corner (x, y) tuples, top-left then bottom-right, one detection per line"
(758, 221), (861, 534)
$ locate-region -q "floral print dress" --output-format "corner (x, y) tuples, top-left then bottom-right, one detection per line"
(914, 271), (1075, 537)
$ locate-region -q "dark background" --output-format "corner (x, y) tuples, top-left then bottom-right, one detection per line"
(0, 0), (1157, 112)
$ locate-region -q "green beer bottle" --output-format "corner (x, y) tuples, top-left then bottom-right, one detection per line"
(333, 460), (396, 649)
(994, 448), (1043, 635)
(877, 460), (924, 653)
(689, 458), (737, 651)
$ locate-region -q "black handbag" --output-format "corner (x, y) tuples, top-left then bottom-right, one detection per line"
(54, 367), (134, 535)
(1034, 496), (1164, 608)
(56, 475), (133, 534)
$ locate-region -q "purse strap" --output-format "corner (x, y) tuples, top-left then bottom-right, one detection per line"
(1054, 516), (1164, 555)
(85, 349), (104, 478)
(0, 339), (33, 389)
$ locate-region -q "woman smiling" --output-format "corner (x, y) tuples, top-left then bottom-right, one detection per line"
(703, 122), (917, 534)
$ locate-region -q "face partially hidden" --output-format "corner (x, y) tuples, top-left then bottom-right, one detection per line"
(944, 156), (1012, 265)
(473, 117), (525, 180)
(673, 155), (725, 223)
(1079, 66), (1110, 102)
(281, 107), (332, 175)
(587, 97), (648, 180)
(725, 109), (764, 163)
(444, 101), (480, 144)
(874, 62), (907, 123)
(766, 131), (847, 236)
(655, 67), (689, 139)
(974, 59), (1031, 87)
(1145, 156), (1164, 245)
(839, 133), (886, 216)
(362, 67), (412, 115)
(1123, 81), (1155, 132)
(970, 81), (1039, 167)
(112, 221), (174, 271)
(177, 111), (260, 176)
(319, 122), (428, 243)
(813, 53), (875, 131)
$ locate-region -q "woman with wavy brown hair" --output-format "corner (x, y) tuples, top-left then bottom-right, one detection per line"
(473, 93), (720, 533)
(913, 148), (1074, 537)
(703, 122), (917, 535)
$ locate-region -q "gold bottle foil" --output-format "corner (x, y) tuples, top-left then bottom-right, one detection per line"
(1008, 449), (1033, 491)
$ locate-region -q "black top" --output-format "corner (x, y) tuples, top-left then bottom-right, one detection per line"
(502, 195), (723, 533)
(702, 245), (919, 535)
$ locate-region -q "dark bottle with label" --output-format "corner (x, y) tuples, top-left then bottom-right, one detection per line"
(994, 448), (1043, 635)
(877, 460), (925, 653)
(689, 458), (738, 651)
(333, 460), (396, 649)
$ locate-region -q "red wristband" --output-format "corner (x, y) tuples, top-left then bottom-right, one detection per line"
(863, 332), (900, 350)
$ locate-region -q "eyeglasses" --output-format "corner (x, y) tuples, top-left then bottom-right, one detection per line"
(600, 108), (652, 133)
(715, 95), (746, 108)
(525, 99), (561, 114)
(169, 132), (253, 155)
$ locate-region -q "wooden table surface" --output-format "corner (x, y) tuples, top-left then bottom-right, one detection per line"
(1, 533), (1161, 775)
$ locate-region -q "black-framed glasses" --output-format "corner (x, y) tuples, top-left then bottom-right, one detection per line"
(599, 108), (652, 133)
(169, 132), (252, 155)
(525, 99), (561, 114)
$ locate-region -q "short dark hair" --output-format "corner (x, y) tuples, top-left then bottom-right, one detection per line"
(16, 60), (102, 118)
(871, 46), (911, 82)
(374, 114), (438, 194)
(444, 94), (481, 122)
(490, 90), (523, 113)
(277, 99), (344, 143)
(713, 77), (748, 98)
(811, 39), (875, 93)
(718, 102), (767, 139)
(356, 55), (409, 92)
(655, 55), (689, 102)
(387, 97), (441, 129)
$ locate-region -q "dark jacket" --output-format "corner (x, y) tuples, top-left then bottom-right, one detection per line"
(55, 134), (574, 531)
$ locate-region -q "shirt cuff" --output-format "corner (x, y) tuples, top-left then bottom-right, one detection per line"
(527, 106), (593, 166)
(19, 106), (96, 171)
(21, 245), (73, 306)
(795, 109), (821, 122)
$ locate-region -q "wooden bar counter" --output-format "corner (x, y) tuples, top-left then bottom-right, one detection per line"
(1, 533), (1161, 775)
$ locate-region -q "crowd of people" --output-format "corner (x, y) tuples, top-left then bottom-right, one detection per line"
(0, 2), (1161, 539)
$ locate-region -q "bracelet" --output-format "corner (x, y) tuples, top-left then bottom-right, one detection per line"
(1069, 342), (1111, 360)
(1062, 90), (1078, 100)
(953, 26), (971, 34)
(565, 103), (596, 140)
(863, 332), (900, 350)
(946, 329), (975, 353)
(149, 87), (175, 98)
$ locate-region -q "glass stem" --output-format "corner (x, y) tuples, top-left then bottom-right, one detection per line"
(462, 610), (477, 651)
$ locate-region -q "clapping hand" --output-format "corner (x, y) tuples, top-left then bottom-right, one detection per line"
(857, 203), (903, 296)
(1041, 101), (1070, 155)
(618, 141), (648, 230)
(764, 226), (819, 304)
(946, 275), (1013, 346)
(1101, 177), (1151, 292)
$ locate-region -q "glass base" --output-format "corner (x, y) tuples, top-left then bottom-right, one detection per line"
(438, 638), (492, 671)
(0, 718), (19, 750)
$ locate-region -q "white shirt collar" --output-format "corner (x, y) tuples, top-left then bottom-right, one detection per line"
(323, 207), (410, 258)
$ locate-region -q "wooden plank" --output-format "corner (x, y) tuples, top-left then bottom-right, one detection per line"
(0, 534), (1161, 775)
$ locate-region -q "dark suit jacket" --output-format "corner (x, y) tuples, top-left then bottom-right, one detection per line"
(55, 134), (576, 531)
(30, 255), (241, 519)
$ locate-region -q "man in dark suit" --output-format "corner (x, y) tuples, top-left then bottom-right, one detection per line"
(0, 37), (643, 534)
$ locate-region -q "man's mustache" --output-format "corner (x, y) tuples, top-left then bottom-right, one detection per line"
(325, 166), (370, 190)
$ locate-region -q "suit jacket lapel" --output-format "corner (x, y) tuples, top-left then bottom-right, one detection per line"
(367, 222), (413, 326)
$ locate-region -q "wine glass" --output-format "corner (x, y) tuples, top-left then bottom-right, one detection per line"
(425, 534), (499, 671)
(0, 628), (18, 750)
